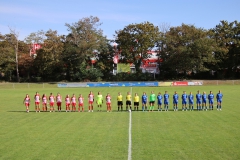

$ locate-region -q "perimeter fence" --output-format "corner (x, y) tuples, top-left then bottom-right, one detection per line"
(0, 80), (240, 89)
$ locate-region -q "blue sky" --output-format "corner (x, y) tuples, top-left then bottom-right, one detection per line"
(0, 0), (239, 40)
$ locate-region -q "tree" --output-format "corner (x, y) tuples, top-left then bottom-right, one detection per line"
(32, 30), (65, 81)
(64, 16), (107, 81)
(0, 30), (21, 82)
(25, 30), (46, 44)
(0, 33), (15, 81)
(115, 22), (161, 73)
(18, 41), (33, 81)
(161, 24), (217, 78)
(210, 20), (240, 78)
(94, 41), (115, 80)
(7, 28), (20, 82)
(25, 30), (46, 58)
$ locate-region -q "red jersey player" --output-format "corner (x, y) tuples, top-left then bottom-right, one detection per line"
(106, 93), (111, 112)
(56, 93), (62, 112)
(88, 91), (94, 112)
(65, 95), (70, 112)
(49, 93), (55, 112)
(34, 92), (40, 112)
(78, 94), (84, 112)
(23, 94), (30, 113)
(42, 94), (47, 111)
(71, 94), (77, 112)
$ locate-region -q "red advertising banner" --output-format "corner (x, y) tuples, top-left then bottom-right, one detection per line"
(173, 81), (188, 86)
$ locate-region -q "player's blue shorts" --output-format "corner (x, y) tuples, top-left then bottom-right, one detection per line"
(164, 101), (169, 105)
(189, 101), (194, 105)
(182, 100), (187, 105)
(202, 99), (207, 104)
(209, 100), (214, 104)
(217, 99), (222, 103)
(197, 100), (202, 104)
(158, 101), (162, 105)
(142, 101), (147, 105)
(173, 100), (178, 104)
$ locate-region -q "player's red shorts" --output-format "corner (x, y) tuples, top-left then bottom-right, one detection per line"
(35, 102), (40, 105)
(72, 103), (76, 106)
(66, 103), (70, 107)
(88, 101), (93, 104)
(78, 103), (83, 107)
(50, 102), (54, 106)
(107, 102), (111, 105)
(25, 103), (30, 107)
(42, 102), (47, 105)
(57, 102), (61, 106)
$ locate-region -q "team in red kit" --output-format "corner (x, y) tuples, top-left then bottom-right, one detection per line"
(23, 90), (223, 113)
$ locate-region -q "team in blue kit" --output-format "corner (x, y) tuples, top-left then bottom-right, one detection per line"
(208, 91), (214, 110)
(196, 90), (202, 111)
(182, 91), (188, 111)
(216, 90), (223, 111)
(164, 91), (169, 111)
(173, 91), (179, 111)
(157, 92), (163, 111)
(139, 90), (222, 112)
(202, 92), (207, 111)
(142, 92), (148, 111)
(188, 92), (194, 111)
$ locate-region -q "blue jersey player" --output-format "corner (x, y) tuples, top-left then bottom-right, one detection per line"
(142, 92), (148, 111)
(202, 92), (207, 111)
(216, 90), (223, 111)
(173, 91), (179, 111)
(182, 91), (188, 111)
(163, 91), (169, 111)
(208, 91), (214, 110)
(196, 90), (202, 111)
(188, 92), (194, 111)
(157, 92), (163, 111)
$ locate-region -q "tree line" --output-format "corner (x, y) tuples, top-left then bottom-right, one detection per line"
(0, 16), (239, 82)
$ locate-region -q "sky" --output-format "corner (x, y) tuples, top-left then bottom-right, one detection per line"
(0, 0), (239, 40)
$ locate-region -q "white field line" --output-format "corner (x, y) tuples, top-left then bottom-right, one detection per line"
(128, 110), (132, 160)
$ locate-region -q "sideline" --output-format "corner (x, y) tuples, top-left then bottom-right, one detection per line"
(128, 110), (132, 160)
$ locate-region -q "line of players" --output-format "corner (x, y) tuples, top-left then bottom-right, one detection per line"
(23, 91), (110, 113)
(23, 90), (223, 113)
(117, 90), (223, 112)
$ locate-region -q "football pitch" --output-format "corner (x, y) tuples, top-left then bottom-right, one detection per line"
(0, 85), (239, 160)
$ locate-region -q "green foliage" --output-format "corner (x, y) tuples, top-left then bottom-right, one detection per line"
(31, 30), (65, 81)
(64, 16), (109, 81)
(1, 19), (240, 81)
(0, 33), (18, 81)
(210, 20), (240, 78)
(81, 68), (103, 81)
(115, 22), (161, 72)
(161, 24), (217, 75)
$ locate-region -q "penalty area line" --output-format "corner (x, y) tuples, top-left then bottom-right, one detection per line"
(128, 110), (132, 160)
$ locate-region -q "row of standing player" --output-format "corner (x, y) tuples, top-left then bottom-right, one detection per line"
(116, 90), (223, 112)
(23, 91), (112, 113)
(23, 90), (223, 112)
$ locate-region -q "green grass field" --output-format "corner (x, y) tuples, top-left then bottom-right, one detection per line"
(0, 85), (240, 160)
(117, 63), (130, 72)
